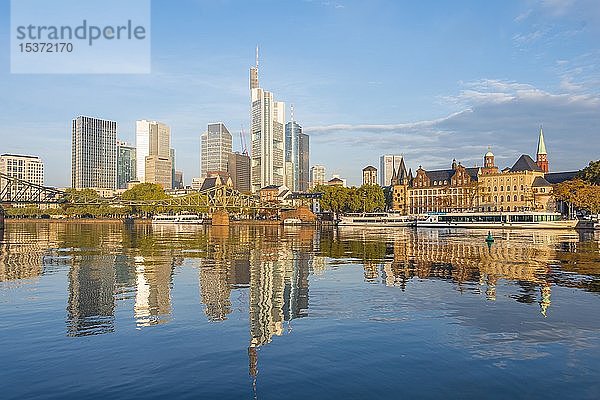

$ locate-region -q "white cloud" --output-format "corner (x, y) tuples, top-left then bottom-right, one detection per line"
(307, 80), (600, 185)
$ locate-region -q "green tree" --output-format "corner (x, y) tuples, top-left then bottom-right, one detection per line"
(577, 160), (600, 185)
(122, 183), (169, 215)
(312, 184), (385, 214)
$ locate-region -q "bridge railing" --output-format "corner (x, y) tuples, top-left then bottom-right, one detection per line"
(1, 175), (279, 211)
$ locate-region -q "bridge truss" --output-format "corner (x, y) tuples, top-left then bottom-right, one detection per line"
(1, 173), (275, 211)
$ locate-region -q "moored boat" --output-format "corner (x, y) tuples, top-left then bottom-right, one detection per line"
(417, 211), (577, 229)
(337, 212), (416, 227)
(282, 218), (303, 226)
(152, 214), (203, 225)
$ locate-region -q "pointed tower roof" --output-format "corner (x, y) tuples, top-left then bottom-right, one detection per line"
(389, 165), (398, 185)
(537, 126), (547, 155)
(397, 157), (407, 182)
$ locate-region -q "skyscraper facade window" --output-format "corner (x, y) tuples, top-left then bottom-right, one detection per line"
(250, 52), (285, 192)
(379, 154), (404, 186)
(117, 141), (136, 189)
(136, 120), (172, 189)
(72, 116), (117, 189)
(201, 122), (232, 177)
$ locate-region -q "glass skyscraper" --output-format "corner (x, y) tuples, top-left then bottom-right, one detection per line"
(72, 116), (117, 189)
(201, 122), (232, 177)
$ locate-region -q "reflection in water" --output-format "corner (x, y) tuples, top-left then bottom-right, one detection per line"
(1, 222), (600, 392)
(134, 257), (174, 327)
(67, 255), (116, 336)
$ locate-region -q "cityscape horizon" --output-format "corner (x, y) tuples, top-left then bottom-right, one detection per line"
(1, 1), (599, 187)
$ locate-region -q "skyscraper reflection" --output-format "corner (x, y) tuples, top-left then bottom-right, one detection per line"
(133, 256), (174, 327)
(67, 255), (116, 336)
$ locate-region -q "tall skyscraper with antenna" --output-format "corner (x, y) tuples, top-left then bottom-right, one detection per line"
(285, 105), (309, 191)
(249, 47), (286, 192)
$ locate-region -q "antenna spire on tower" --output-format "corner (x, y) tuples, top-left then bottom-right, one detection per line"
(255, 45), (259, 69)
(291, 104), (295, 122)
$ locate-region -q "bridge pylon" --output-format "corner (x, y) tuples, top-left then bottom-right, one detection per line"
(211, 209), (229, 226)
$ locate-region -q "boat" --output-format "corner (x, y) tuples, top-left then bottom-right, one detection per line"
(282, 218), (304, 226)
(151, 214), (203, 225)
(337, 212), (416, 227)
(417, 211), (577, 229)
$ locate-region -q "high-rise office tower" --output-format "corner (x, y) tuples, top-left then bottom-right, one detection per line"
(228, 152), (251, 193)
(0, 154), (44, 186)
(285, 119), (300, 191)
(174, 170), (184, 189)
(117, 141), (136, 189)
(170, 148), (176, 189)
(298, 131), (310, 192)
(310, 165), (325, 189)
(285, 119), (310, 192)
(250, 48), (286, 192)
(201, 122), (232, 177)
(379, 155), (404, 186)
(72, 116), (117, 189)
(136, 120), (172, 189)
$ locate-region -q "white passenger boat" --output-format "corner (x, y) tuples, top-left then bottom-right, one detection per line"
(151, 214), (203, 225)
(283, 218), (303, 226)
(337, 213), (416, 227)
(417, 212), (577, 229)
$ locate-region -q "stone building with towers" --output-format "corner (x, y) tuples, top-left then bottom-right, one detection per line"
(388, 128), (557, 214)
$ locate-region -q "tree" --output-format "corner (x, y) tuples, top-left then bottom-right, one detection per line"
(313, 184), (385, 214)
(577, 160), (600, 185)
(554, 179), (600, 214)
(122, 183), (169, 215)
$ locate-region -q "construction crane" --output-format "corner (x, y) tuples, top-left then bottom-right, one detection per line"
(240, 126), (249, 156)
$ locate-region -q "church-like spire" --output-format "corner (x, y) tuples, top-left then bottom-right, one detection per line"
(536, 125), (549, 173)
(537, 125), (547, 155)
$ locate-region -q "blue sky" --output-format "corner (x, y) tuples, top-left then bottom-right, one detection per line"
(1, 0), (599, 187)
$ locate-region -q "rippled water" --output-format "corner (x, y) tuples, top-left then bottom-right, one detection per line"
(1, 222), (600, 399)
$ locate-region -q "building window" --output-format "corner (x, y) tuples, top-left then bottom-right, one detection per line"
(521, 195), (524, 201)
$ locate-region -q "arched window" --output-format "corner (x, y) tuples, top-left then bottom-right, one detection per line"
(514, 195), (517, 201)
(520, 185), (524, 191)
(494, 196), (498, 202)
(521, 195), (524, 201)
(494, 186), (497, 192)
(500, 185), (504, 191)
(514, 185), (517, 191)
(507, 206), (511, 211)
(500, 196), (504, 202)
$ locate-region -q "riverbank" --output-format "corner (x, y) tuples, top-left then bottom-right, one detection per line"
(4, 218), (286, 226)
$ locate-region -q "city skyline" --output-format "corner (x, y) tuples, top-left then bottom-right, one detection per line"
(1, 1), (599, 187)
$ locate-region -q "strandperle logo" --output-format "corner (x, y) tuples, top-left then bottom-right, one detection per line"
(15, 20), (147, 46)
(11, 0), (151, 74)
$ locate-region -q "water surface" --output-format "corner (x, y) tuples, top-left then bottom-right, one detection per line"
(1, 222), (600, 399)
